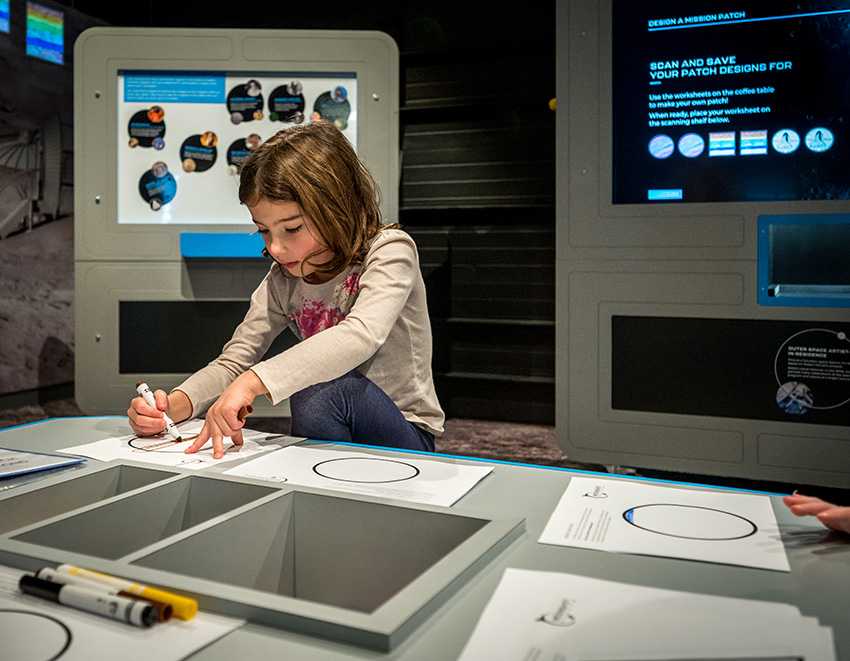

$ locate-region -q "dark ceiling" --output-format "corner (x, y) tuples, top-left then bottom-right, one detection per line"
(50, 1), (554, 54)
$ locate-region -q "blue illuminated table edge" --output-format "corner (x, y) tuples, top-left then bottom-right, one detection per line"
(0, 416), (786, 496)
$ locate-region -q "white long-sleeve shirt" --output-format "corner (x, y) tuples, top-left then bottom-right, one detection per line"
(173, 228), (445, 437)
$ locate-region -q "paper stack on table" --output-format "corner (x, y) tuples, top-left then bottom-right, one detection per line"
(224, 445), (493, 507)
(0, 448), (84, 479)
(458, 568), (835, 661)
(60, 419), (281, 470)
(539, 476), (790, 571)
(0, 564), (242, 661)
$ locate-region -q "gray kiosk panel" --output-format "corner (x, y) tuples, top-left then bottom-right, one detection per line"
(74, 27), (399, 415)
(557, 2), (850, 487)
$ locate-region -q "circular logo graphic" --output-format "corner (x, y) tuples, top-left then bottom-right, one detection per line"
(269, 82), (306, 123)
(648, 134), (674, 159)
(179, 133), (218, 173)
(772, 129), (800, 154)
(226, 134), (262, 174)
(227, 81), (265, 124)
(138, 162), (177, 211)
(313, 89), (352, 130)
(776, 381), (814, 415)
(312, 457), (420, 483)
(677, 133), (704, 158)
(774, 328), (850, 413)
(804, 127), (834, 152)
(623, 504), (758, 541)
(127, 106), (166, 149)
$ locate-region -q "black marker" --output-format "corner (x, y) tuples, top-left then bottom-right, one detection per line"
(19, 575), (156, 628)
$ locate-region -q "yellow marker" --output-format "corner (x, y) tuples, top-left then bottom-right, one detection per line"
(57, 564), (198, 620)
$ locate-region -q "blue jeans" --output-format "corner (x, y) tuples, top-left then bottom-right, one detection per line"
(289, 370), (436, 452)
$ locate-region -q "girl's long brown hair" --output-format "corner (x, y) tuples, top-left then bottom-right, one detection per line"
(238, 121), (397, 281)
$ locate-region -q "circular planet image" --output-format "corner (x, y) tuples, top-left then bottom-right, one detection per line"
(182, 158), (196, 172)
(648, 134), (675, 159)
(231, 112), (244, 125)
(152, 137), (165, 151)
(677, 133), (704, 158)
(772, 129), (800, 154)
(147, 105), (165, 123)
(200, 131), (218, 148)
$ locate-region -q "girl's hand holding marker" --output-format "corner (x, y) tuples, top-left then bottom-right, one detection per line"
(128, 377), (262, 459)
(128, 383), (192, 439)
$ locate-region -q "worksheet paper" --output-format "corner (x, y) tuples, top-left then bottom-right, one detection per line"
(224, 445), (493, 507)
(457, 568), (835, 661)
(0, 565), (243, 661)
(59, 419), (280, 470)
(539, 477), (790, 572)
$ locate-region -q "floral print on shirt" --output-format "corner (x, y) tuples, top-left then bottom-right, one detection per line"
(289, 270), (362, 339)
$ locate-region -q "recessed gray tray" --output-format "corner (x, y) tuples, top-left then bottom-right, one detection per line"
(0, 459), (524, 651)
(134, 490), (488, 613)
(13, 476), (276, 559)
(0, 464), (174, 535)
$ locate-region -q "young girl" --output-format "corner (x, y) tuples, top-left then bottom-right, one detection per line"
(127, 121), (444, 458)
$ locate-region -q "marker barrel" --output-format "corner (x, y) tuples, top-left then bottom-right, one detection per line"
(36, 567), (172, 621)
(20, 575), (156, 628)
(58, 565), (197, 620)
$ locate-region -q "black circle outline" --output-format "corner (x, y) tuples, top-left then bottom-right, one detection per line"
(312, 457), (421, 484)
(622, 503), (758, 541)
(127, 437), (182, 453)
(0, 608), (72, 660)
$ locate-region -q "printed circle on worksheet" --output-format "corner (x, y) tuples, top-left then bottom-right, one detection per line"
(622, 504), (757, 540)
(312, 457), (420, 483)
(0, 609), (72, 660)
(128, 437), (188, 453)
